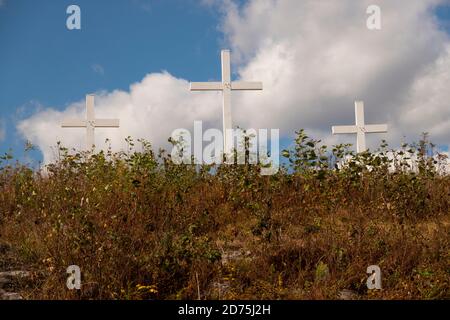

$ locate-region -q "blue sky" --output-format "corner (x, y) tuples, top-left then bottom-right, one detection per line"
(0, 0), (449, 163)
(0, 0), (226, 159)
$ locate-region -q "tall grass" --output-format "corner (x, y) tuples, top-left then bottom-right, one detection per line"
(0, 132), (448, 299)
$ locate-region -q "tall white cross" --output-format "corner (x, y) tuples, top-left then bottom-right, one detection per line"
(61, 94), (120, 150)
(190, 49), (263, 154)
(332, 101), (388, 153)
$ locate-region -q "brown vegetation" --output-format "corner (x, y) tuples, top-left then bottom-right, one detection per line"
(0, 132), (449, 299)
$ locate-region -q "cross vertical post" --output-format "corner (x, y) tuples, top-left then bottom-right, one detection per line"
(86, 94), (95, 149)
(61, 94), (120, 150)
(355, 101), (366, 153)
(221, 50), (233, 154)
(332, 101), (388, 153)
(190, 49), (263, 156)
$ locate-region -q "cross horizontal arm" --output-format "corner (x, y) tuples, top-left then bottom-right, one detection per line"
(61, 120), (86, 128)
(190, 82), (223, 91)
(364, 124), (388, 133)
(231, 82), (263, 90)
(332, 125), (358, 134)
(95, 119), (120, 127)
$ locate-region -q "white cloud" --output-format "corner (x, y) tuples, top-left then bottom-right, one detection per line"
(443, 151), (450, 173)
(398, 45), (450, 139)
(17, 72), (221, 164)
(17, 0), (450, 163)
(221, 0), (449, 149)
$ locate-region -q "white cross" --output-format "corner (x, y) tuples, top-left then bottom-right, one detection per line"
(190, 49), (263, 154)
(61, 94), (120, 150)
(332, 101), (387, 153)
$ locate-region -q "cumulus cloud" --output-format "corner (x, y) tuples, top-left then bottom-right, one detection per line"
(17, 0), (450, 164)
(222, 0), (449, 148)
(443, 151), (450, 173)
(398, 45), (450, 140)
(18, 72), (222, 163)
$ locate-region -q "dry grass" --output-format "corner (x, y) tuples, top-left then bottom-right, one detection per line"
(0, 133), (449, 300)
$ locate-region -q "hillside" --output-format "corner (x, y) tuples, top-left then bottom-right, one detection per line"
(0, 132), (449, 300)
